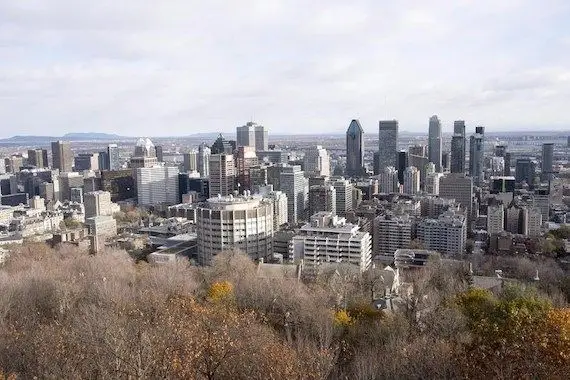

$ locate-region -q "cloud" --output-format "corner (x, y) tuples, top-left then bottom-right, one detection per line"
(0, 0), (568, 137)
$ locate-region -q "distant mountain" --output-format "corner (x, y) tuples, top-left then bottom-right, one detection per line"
(62, 132), (124, 140)
(0, 132), (127, 145)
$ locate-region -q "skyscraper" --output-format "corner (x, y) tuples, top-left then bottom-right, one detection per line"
(107, 144), (120, 171)
(197, 143), (211, 178)
(450, 120), (466, 173)
(183, 150), (198, 173)
(378, 120), (398, 174)
(236, 122), (268, 151)
(136, 166), (180, 206)
(380, 166), (399, 194)
(280, 165), (307, 224)
(51, 141), (73, 172)
(541, 143), (554, 182)
(304, 146), (330, 178)
(428, 115), (442, 172)
(469, 126), (485, 186)
(208, 154), (235, 197)
(308, 185), (336, 216)
(515, 158), (537, 189)
(330, 178), (353, 217)
(396, 150), (408, 185)
(27, 149), (48, 168)
(211, 134), (235, 155)
(346, 119), (364, 177)
(235, 146), (258, 192)
(403, 166), (420, 195)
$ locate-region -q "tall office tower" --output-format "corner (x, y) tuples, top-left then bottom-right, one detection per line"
(396, 150), (408, 185)
(425, 172), (443, 195)
(211, 134), (235, 155)
(237, 121), (267, 150)
(197, 143), (211, 178)
(409, 144), (426, 157)
(107, 144), (120, 171)
(417, 212), (467, 255)
(469, 126), (485, 186)
(487, 202), (505, 235)
(183, 150), (198, 172)
(380, 166), (399, 193)
(154, 145), (164, 162)
(504, 152), (512, 176)
(533, 188), (550, 222)
(74, 153), (100, 171)
(84, 190), (112, 218)
(98, 151), (109, 171)
(290, 212), (372, 271)
(439, 173), (473, 215)
(257, 186), (289, 230)
(515, 158), (537, 189)
(373, 151), (380, 175)
(494, 145), (511, 175)
(196, 195), (274, 265)
(136, 166), (179, 206)
(428, 115), (442, 172)
(28, 149), (47, 168)
(505, 203), (529, 235)
(346, 119), (365, 177)
(235, 146), (258, 193)
(527, 208), (543, 237)
(304, 145), (330, 178)
(403, 166), (420, 195)
(70, 187), (83, 204)
(330, 178), (353, 217)
(541, 143), (554, 182)
(130, 138), (159, 169)
(58, 172), (83, 201)
(308, 185), (336, 216)
(280, 165), (307, 224)
(378, 120), (398, 174)
(208, 154), (235, 198)
(441, 152), (450, 172)
(51, 140), (73, 172)
(450, 120), (466, 173)
(4, 155), (23, 173)
(373, 214), (412, 258)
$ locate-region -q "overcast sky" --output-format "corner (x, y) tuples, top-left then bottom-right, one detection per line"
(0, 0), (569, 137)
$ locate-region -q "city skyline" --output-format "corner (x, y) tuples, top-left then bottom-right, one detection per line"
(0, 1), (569, 137)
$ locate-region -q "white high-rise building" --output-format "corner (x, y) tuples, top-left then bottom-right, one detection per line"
(487, 203), (505, 235)
(330, 178), (353, 217)
(528, 207), (542, 237)
(304, 146), (330, 177)
(196, 195), (274, 265)
(403, 166), (420, 195)
(257, 185), (289, 230)
(428, 115), (442, 172)
(290, 212), (371, 271)
(84, 190), (112, 218)
(380, 166), (399, 193)
(197, 143), (211, 178)
(425, 172), (443, 195)
(209, 154), (235, 198)
(417, 211), (467, 255)
(136, 166), (179, 206)
(373, 214), (412, 259)
(280, 165), (308, 224)
(183, 150), (198, 173)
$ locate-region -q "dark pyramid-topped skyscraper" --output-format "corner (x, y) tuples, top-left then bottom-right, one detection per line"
(346, 119), (365, 177)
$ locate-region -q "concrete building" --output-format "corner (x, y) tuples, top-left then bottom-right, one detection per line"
(183, 150), (198, 172)
(469, 126), (485, 186)
(304, 145), (330, 178)
(136, 166), (180, 206)
(515, 158), (537, 189)
(290, 212), (371, 271)
(85, 215), (117, 253)
(84, 190), (113, 218)
(235, 146), (258, 193)
(258, 186), (288, 230)
(58, 172), (84, 202)
(197, 143), (211, 178)
(428, 115), (442, 172)
(74, 153), (100, 171)
(280, 165), (308, 224)
(208, 154), (235, 198)
(425, 172), (442, 195)
(403, 166), (420, 195)
(417, 212), (467, 255)
(107, 144), (120, 171)
(373, 214), (412, 259)
(27, 149), (48, 169)
(439, 173), (473, 214)
(308, 185), (336, 216)
(70, 187), (83, 204)
(505, 203), (528, 235)
(451, 120), (466, 173)
(346, 119), (365, 177)
(51, 141), (73, 173)
(378, 120), (398, 174)
(236, 121), (268, 151)
(528, 207), (542, 237)
(541, 143), (554, 182)
(196, 195), (274, 265)
(487, 203), (505, 234)
(256, 150), (289, 164)
(211, 134), (235, 155)
(380, 166), (399, 193)
(330, 178), (353, 217)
